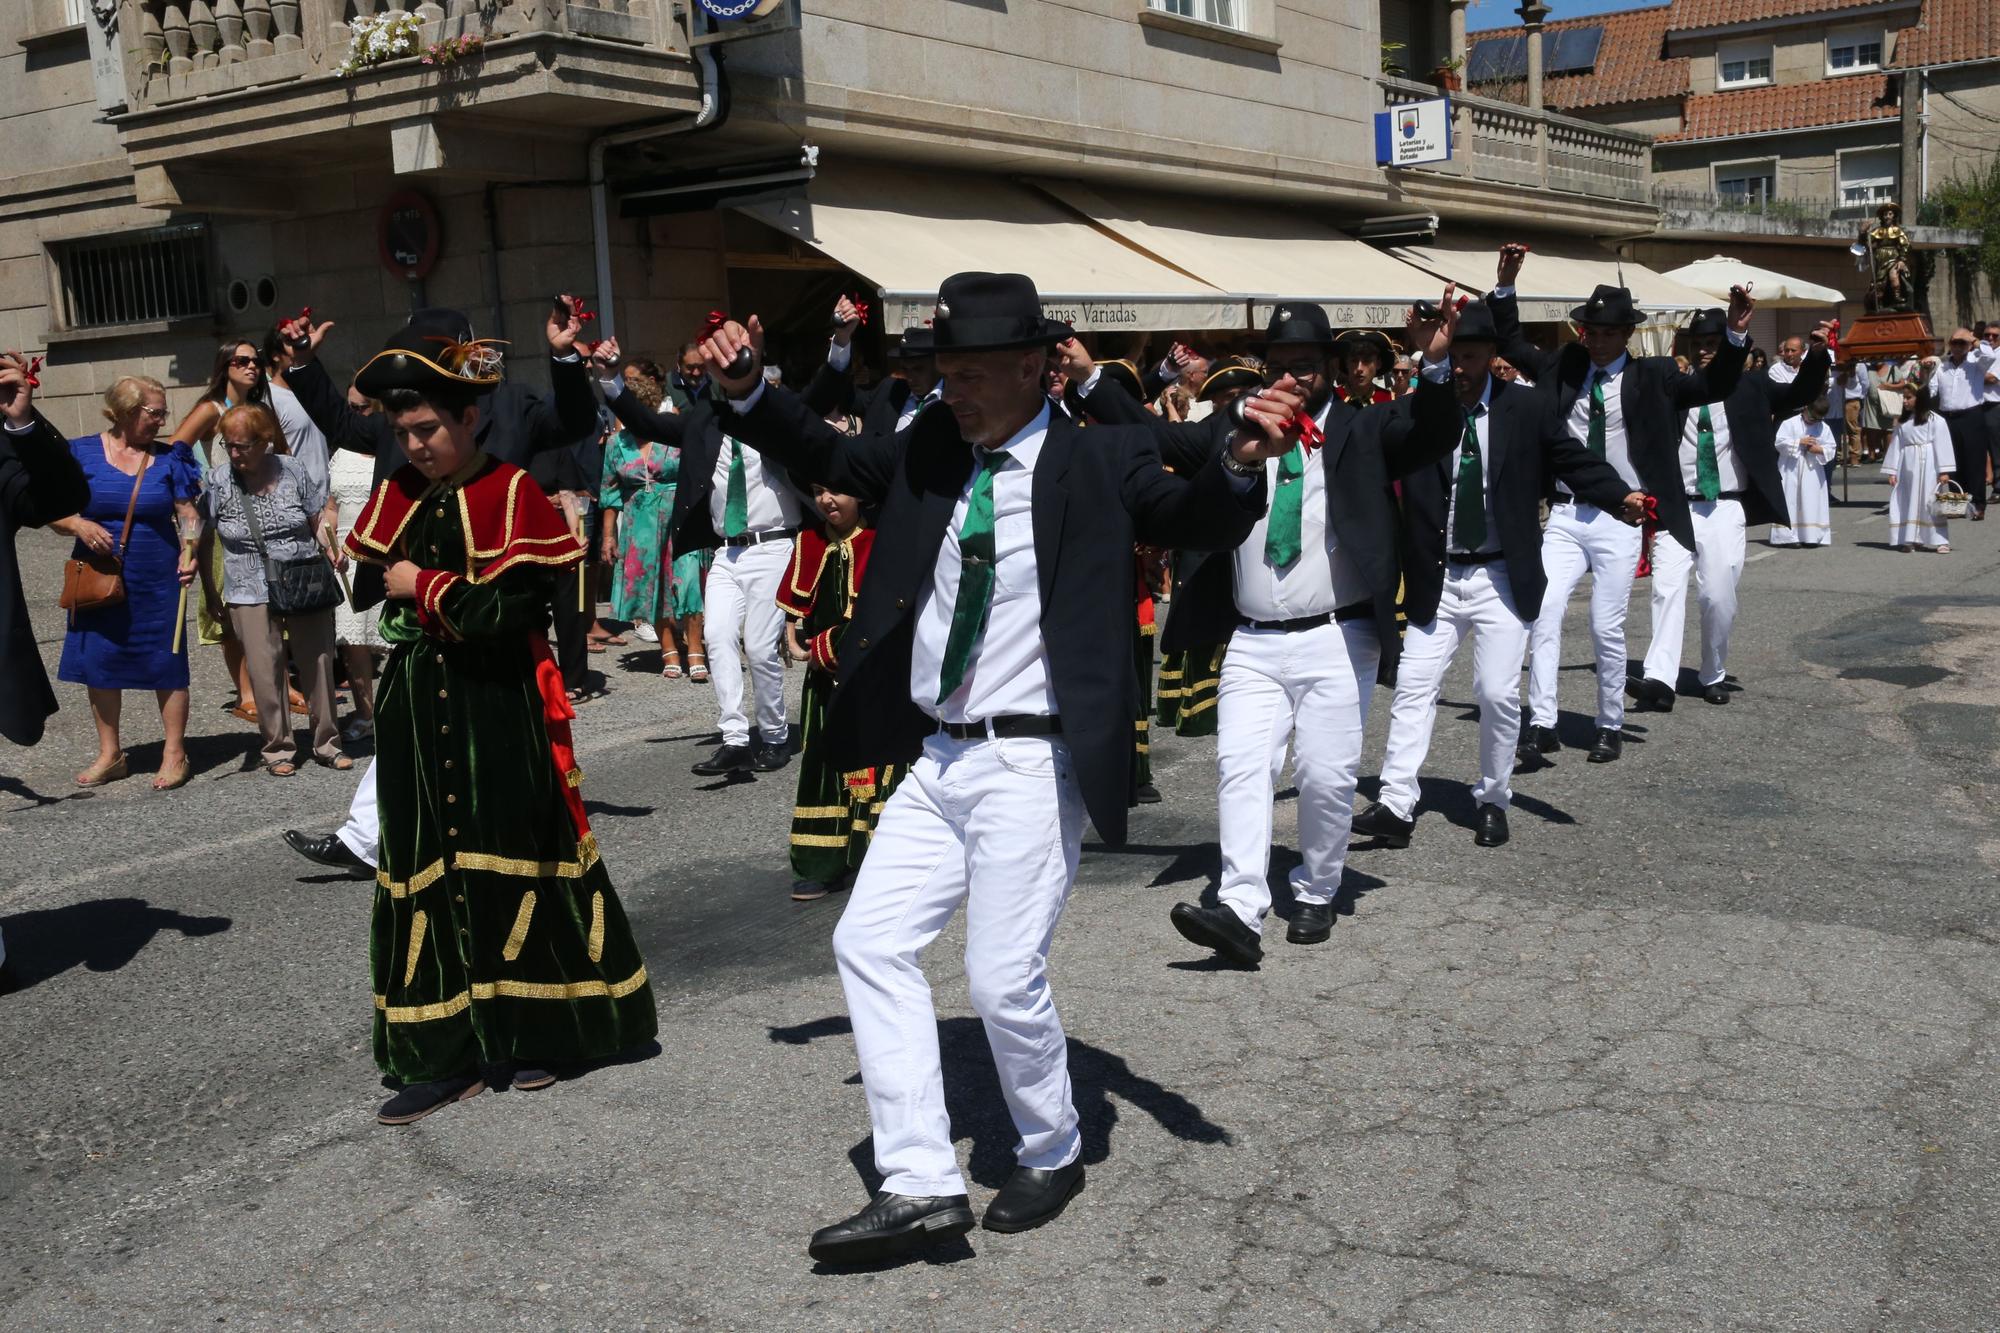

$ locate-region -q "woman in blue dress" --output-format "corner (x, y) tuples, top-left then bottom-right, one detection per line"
(49, 375), (203, 790)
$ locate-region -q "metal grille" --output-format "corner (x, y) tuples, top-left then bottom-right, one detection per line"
(50, 223), (213, 331)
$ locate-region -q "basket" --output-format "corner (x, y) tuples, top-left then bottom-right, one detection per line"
(1932, 479), (1971, 520)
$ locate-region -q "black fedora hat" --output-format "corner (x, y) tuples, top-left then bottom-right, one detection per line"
(1262, 302), (1335, 347)
(887, 326), (935, 360)
(1683, 307), (1728, 338)
(1451, 302), (1502, 345)
(929, 272), (1068, 352)
(1334, 327), (1395, 366)
(1570, 284), (1645, 327)
(354, 307), (502, 398)
(1197, 356), (1265, 404)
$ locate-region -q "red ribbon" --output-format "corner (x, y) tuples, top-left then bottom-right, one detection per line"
(1291, 409), (1324, 452)
(1634, 493), (1661, 578)
(701, 310), (729, 337)
(24, 355), (42, 389)
(848, 297), (871, 325)
(1826, 318), (1841, 360)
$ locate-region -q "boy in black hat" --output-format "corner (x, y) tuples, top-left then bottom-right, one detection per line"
(698, 271), (1297, 1262)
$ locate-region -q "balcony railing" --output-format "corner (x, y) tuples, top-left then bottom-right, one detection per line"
(121, 0), (679, 112)
(1380, 77), (1651, 205)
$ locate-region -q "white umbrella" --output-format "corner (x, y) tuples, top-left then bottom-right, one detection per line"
(1657, 255), (1847, 309)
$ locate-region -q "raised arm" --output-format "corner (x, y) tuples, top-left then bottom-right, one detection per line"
(718, 379), (903, 506)
(1486, 287), (1557, 387)
(1765, 331), (1834, 418)
(0, 357), (90, 527)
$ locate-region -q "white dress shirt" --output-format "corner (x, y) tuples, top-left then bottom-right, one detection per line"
(1444, 376), (1502, 556)
(1678, 397), (1747, 496)
(1563, 352), (1638, 493)
(1766, 360), (1800, 385)
(1934, 344), (1998, 412)
(708, 434), (805, 535)
(911, 405), (1058, 723)
(896, 384), (943, 432)
(1984, 340), (2000, 403)
(1231, 398), (1368, 621)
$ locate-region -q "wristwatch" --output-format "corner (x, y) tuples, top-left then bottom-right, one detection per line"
(1221, 449), (1263, 478)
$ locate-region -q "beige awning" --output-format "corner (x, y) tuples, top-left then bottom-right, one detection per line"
(1035, 180), (1454, 329)
(1387, 231), (1717, 323)
(732, 165), (1243, 334)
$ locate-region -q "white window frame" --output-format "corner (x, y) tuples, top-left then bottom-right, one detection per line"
(1714, 157), (1779, 206)
(1717, 39), (1774, 89)
(1827, 27), (1884, 75)
(1837, 146), (1900, 207)
(62, 0), (89, 23)
(1147, 0), (1244, 30)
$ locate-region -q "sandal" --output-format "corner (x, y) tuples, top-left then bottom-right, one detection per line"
(265, 760), (298, 777)
(663, 661), (684, 680)
(687, 652), (709, 683)
(152, 758), (192, 792)
(1935, 544), (1951, 554)
(229, 703), (259, 724)
(76, 753), (129, 788)
(317, 751), (355, 771)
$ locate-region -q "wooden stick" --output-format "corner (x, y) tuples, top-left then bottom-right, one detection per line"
(171, 538), (193, 655)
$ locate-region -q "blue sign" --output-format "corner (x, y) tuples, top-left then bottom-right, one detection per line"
(696, 0), (761, 17)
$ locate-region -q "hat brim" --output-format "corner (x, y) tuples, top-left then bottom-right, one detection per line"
(1197, 365), (1264, 403)
(931, 317), (1069, 353)
(1569, 305), (1645, 327)
(1335, 332), (1395, 362)
(354, 349), (500, 399)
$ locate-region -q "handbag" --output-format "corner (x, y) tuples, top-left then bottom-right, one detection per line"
(58, 447), (151, 616)
(238, 471), (343, 616)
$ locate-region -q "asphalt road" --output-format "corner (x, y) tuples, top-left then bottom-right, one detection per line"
(3, 473), (1996, 1331)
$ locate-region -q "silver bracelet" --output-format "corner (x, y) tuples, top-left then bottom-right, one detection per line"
(1221, 450), (1263, 478)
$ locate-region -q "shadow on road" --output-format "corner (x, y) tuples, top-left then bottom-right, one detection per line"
(0, 896), (231, 991)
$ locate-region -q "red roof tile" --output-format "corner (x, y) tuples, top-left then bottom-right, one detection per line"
(1468, 5), (1690, 111)
(1664, 0), (1893, 32)
(1655, 72), (1898, 141)
(1891, 0), (2000, 67)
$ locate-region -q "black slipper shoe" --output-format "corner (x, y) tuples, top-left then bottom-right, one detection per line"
(377, 1074), (484, 1125)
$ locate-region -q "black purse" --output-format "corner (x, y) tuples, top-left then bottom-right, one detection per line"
(238, 474), (343, 616)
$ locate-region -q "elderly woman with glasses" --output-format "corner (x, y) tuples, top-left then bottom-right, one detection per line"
(48, 375), (203, 790)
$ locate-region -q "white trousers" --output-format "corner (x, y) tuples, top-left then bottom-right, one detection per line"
(1527, 502), (1642, 731)
(1216, 620), (1377, 933)
(337, 759), (381, 868)
(1378, 563), (1530, 818)
(703, 539), (793, 748)
(1641, 499), (1746, 690)
(832, 733), (1087, 1197)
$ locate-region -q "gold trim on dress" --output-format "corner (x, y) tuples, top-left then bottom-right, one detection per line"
(587, 891), (605, 964)
(378, 858), (449, 899)
(1180, 696), (1219, 719)
(371, 965), (650, 1023)
(375, 989), (473, 1024)
(792, 804), (854, 818)
(452, 832), (601, 881)
(790, 833), (858, 848)
(501, 890), (537, 963)
(403, 910), (429, 986)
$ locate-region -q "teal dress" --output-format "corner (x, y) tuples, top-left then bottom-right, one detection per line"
(600, 429), (707, 622)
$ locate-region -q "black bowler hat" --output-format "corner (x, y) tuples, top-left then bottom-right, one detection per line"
(1197, 356), (1265, 403)
(888, 327), (935, 359)
(1684, 307), (1728, 337)
(1570, 284), (1645, 327)
(1335, 328), (1395, 369)
(929, 272), (1068, 352)
(1262, 302), (1336, 347)
(1451, 302), (1502, 345)
(354, 307), (503, 397)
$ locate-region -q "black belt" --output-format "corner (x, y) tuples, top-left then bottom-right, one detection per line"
(1238, 602), (1370, 633)
(937, 714), (1063, 741)
(1446, 549), (1503, 565)
(1687, 490), (1747, 501)
(1940, 407), (1981, 419)
(722, 527), (796, 548)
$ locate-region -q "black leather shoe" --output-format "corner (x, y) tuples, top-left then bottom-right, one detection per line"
(1703, 683), (1729, 705)
(1168, 902), (1262, 967)
(692, 743), (754, 776)
(1134, 783), (1162, 805)
(807, 1192), (974, 1264)
(1286, 901), (1335, 945)
(1523, 724), (1560, 754)
(1473, 804), (1510, 847)
(1625, 676), (1675, 713)
(376, 1074), (484, 1125)
(1587, 728), (1623, 763)
(1350, 800), (1415, 848)
(983, 1161), (1086, 1233)
(751, 738), (792, 772)
(283, 829), (372, 878)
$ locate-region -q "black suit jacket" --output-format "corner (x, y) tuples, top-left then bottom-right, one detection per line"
(289, 355), (598, 609)
(717, 383), (1265, 846)
(1704, 350), (1830, 528)
(1080, 378), (1461, 681)
(804, 358), (918, 439)
(1399, 377), (1631, 626)
(0, 412), (90, 745)
(1491, 291), (1745, 554)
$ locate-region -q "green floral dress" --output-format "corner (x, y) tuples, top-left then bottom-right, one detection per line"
(600, 429), (707, 622)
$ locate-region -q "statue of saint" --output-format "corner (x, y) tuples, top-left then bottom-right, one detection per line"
(1858, 202), (1914, 313)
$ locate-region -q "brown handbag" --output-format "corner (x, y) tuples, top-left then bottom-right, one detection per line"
(59, 446), (152, 617)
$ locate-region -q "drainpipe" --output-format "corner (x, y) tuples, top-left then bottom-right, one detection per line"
(589, 41), (725, 342)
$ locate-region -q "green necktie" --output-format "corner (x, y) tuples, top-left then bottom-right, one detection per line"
(1264, 444), (1306, 567)
(936, 449), (1009, 704)
(1587, 370), (1608, 458)
(1694, 405), (1721, 502)
(1452, 408), (1487, 553)
(723, 438), (749, 538)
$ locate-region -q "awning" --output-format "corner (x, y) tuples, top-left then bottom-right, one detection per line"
(731, 165), (1242, 334)
(1034, 180), (1454, 330)
(1386, 231), (1717, 323)
(1656, 255), (1847, 310)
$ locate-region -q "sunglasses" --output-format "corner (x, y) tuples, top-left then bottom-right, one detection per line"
(139, 406), (169, 421)
(229, 355), (260, 369)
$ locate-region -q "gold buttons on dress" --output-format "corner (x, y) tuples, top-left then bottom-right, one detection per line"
(448, 826), (458, 837)
(455, 894), (465, 903)
(446, 794), (457, 804)
(434, 653), (445, 664)
(445, 760), (454, 769)
(440, 724), (450, 734)
(437, 689), (448, 699)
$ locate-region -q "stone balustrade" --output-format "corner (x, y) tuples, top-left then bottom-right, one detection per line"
(1380, 77), (1650, 206)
